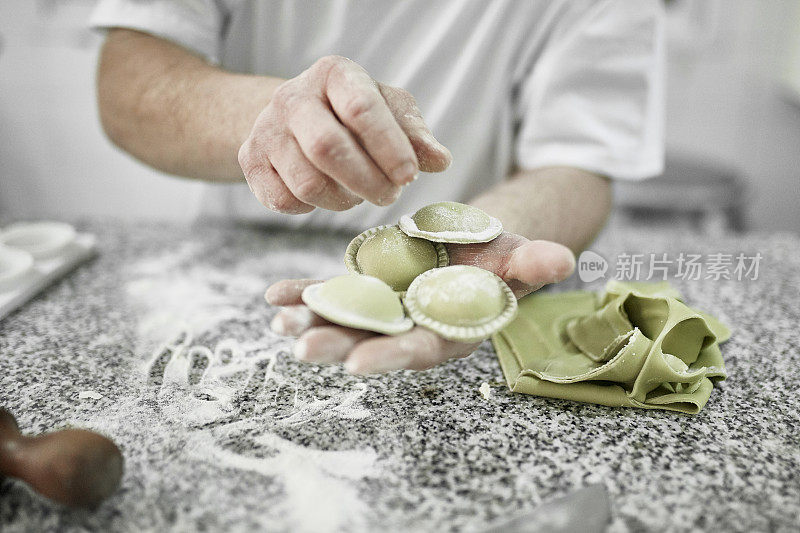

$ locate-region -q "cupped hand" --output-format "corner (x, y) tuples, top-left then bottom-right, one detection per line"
(238, 55), (452, 214)
(265, 235), (575, 374)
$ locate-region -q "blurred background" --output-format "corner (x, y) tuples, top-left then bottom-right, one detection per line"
(1, 0), (799, 233)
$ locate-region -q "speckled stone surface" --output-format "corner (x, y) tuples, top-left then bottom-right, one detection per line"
(1, 219), (798, 532)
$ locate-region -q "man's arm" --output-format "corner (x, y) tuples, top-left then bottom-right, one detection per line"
(97, 29), (278, 181)
(469, 166), (612, 254)
(97, 29), (451, 211)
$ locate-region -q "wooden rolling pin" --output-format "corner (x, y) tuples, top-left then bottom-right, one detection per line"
(0, 408), (124, 507)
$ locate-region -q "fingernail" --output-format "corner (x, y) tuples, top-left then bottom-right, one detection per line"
(565, 252), (577, 277)
(424, 133), (453, 168)
(271, 306), (314, 336)
(264, 286), (281, 305)
(443, 150), (453, 169)
(293, 337), (310, 361)
(345, 353), (411, 374)
(439, 146), (453, 169)
(270, 314), (287, 335)
(378, 187), (401, 206)
(424, 133), (448, 152)
(391, 161), (417, 185)
(344, 359), (361, 374)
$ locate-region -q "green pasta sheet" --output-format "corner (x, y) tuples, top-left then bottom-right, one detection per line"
(491, 281), (730, 414)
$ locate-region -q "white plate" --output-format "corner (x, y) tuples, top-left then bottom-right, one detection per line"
(0, 221), (77, 260)
(0, 245), (34, 292)
(0, 232), (97, 321)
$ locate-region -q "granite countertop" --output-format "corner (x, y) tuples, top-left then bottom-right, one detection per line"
(1, 219), (798, 532)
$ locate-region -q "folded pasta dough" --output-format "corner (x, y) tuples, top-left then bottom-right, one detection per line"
(491, 281), (730, 414)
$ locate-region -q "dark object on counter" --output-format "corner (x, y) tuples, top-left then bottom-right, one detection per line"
(481, 484), (611, 533)
(0, 408), (123, 507)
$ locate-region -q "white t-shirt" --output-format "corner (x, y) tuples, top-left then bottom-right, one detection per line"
(91, 0), (664, 232)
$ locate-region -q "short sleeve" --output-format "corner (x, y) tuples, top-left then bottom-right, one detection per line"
(89, 0), (235, 63)
(514, 0), (665, 180)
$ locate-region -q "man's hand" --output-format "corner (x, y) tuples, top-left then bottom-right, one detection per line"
(265, 235), (575, 374)
(238, 55), (452, 214)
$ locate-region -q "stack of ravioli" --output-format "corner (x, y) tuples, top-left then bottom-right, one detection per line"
(492, 281), (730, 414)
(301, 201), (518, 343)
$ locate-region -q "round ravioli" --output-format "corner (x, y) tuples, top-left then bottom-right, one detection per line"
(404, 265), (517, 342)
(301, 274), (413, 335)
(344, 225), (448, 292)
(399, 201), (503, 244)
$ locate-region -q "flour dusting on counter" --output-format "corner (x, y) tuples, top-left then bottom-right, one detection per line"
(187, 421), (378, 533)
(479, 382), (493, 400)
(4, 223), (799, 532)
(124, 246), (344, 349)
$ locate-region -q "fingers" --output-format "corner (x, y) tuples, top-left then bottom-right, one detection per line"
(238, 151), (315, 214)
(345, 327), (479, 374)
(270, 306), (330, 337)
(267, 286), (479, 373)
(267, 299), (478, 372)
(288, 98), (401, 206)
(379, 84), (452, 173)
(505, 239), (576, 289)
(294, 326), (376, 364)
(444, 232), (527, 273)
(240, 55), (450, 214)
(264, 279), (322, 306)
(281, 321), (478, 373)
(268, 133), (362, 211)
(446, 234), (575, 298)
(326, 62), (419, 186)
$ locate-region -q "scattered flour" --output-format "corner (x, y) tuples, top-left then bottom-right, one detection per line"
(106, 245), (378, 531)
(280, 382), (371, 426)
(479, 382), (493, 400)
(187, 421), (378, 533)
(124, 248), (343, 350)
(125, 270), (254, 352)
(87, 333), (118, 350)
(152, 338), (284, 427)
(152, 341), (378, 533)
(127, 241), (202, 277)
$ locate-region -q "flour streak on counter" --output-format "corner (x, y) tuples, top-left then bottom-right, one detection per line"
(113, 241), (378, 532)
(144, 345), (379, 533)
(187, 421), (378, 533)
(124, 245), (344, 349)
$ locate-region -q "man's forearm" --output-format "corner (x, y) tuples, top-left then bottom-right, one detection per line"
(469, 167), (612, 254)
(97, 29), (613, 240)
(97, 29), (283, 181)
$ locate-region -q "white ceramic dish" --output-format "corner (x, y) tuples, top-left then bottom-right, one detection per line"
(0, 245), (35, 292)
(0, 232), (97, 321)
(0, 221), (77, 260)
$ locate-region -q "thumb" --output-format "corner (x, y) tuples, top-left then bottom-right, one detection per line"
(444, 233), (575, 298)
(379, 84), (452, 173)
(505, 240), (576, 293)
